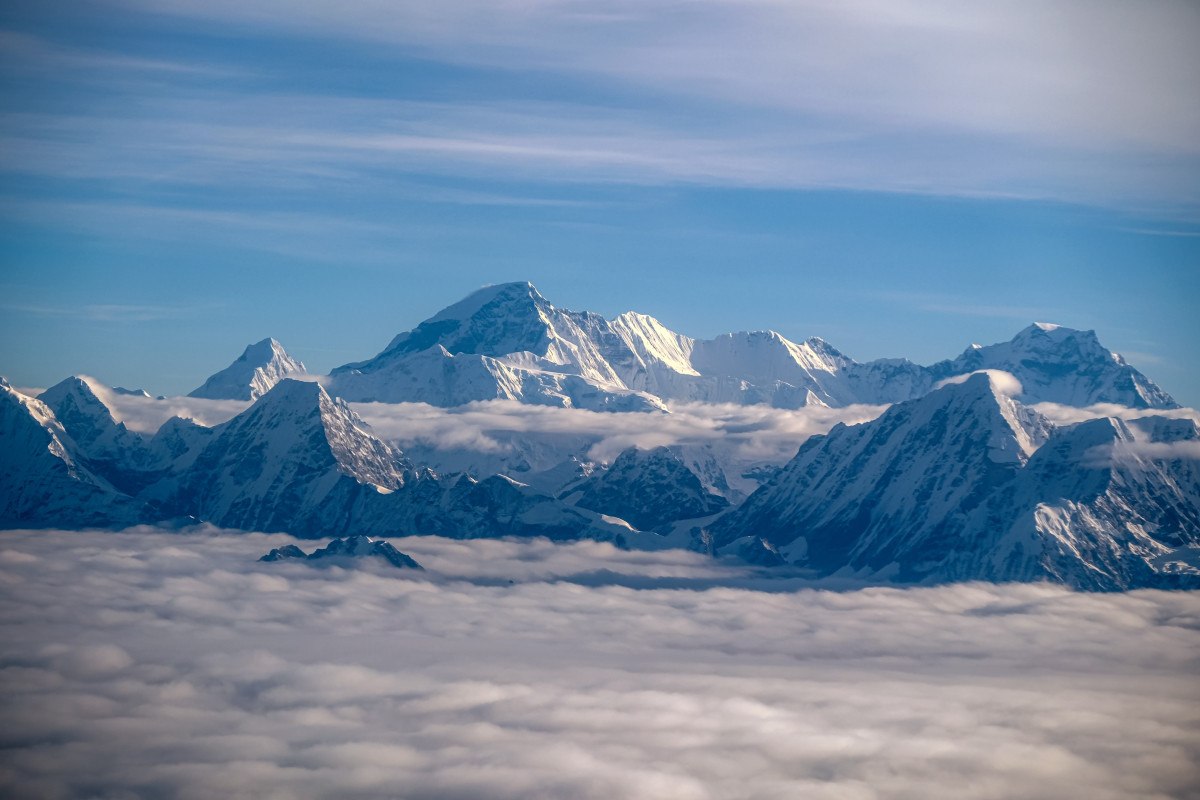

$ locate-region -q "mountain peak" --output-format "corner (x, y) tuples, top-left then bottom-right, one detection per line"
(331, 281), (647, 401)
(351, 281), (556, 365)
(259, 536), (424, 569)
(251, 376), (326, 407)
(1, 377), (151, 527)
(427, 281), (544, 324)
(188, 339), (306, 401)
(934, 324), (1176, 409)
(1012, 322), (1099, 345)
(216, 377), (406, 491)
(572, 445), (729, 530)
(39, 375), (115, 420)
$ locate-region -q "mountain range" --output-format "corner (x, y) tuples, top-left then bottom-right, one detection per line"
(1, 282), (1194, 590)
(323, 282), (1176, 411)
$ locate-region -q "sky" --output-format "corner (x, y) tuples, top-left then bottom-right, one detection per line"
(2, 527), (1198, 798)
(0, 0), (1197, 404)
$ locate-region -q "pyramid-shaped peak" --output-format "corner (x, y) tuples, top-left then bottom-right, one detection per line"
(208, 377), (405, 491)
(907, 370), (1050, 462)
(39, 375), (117, 419)
(247, 377), (328, 411)
(189, 338), (306, 401)
(243, 337), (291, 358)
(427, 281), (547, 324)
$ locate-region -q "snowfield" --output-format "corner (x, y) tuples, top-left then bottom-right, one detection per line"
(1, 527), (1197, 800)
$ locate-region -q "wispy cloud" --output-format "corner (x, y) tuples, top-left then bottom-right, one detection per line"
(1030, 402), (1200, 428)
(0, 196), (460, 266)
(70, 0), (1197, 212)
(105, 1), (1200, 150)
(0, 29), (240, 77)
(2, 6), (1198, 214)
(1117, 227), (1200, 238)
(0, 301), (213, 322)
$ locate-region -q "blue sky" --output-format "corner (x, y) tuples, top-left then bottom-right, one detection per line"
(1, 0), (1198, 403)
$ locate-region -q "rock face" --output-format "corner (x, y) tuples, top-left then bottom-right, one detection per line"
(712, 373), (1199, 590)
(569, 446), (729, 530)
(993, 415), (1200, 590)
(158, 379), (410, 536)
(0, 379), (149, 528)
(260, 536), (423, 569)
(188, 338), (306, 401)
(329, 283), (1176, 411)
(147, 416), (213, 471)
(38, 377), (157, 493)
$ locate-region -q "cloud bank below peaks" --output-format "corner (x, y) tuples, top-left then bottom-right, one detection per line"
(0, 527), (1197, 800)
(348, 399), (889, 465)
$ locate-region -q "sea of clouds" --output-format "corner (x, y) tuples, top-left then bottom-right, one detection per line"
(2, 527), (1198, 799)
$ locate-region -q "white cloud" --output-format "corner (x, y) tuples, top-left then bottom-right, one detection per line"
(1030, 402), (1200, 427)
(0, 527), (1197, 799)
(88, 388), (884, 469)
(934, 369), (1024, 396)
(54, 0), (1194, 213)
(108, 0), (1200, 153)
(81, 382), (250, 433)
(1084, 439), (1200, 468)
(351, 398), (887, 466)
(5, 1), (1200, 212)
(0, 300), (209, 322)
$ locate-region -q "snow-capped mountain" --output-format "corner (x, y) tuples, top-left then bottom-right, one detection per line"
(0, 379), (149, 528)
(188, 338), (306, 401)
(147, 416), (214, 471)
(566, 446), (729, 531)
(712, 372), (1197, 589)
(2, 282), (1191, 591)
(260, 535), (423, 569)
(990, 414), (1200, 590)
(711, 373), (1049, 570)
(156, 378), (411, 535)
(38, 376), (157, 493)
(328, 283), (1176, 411)
(150, 378), (635, 542)
(329, 282), (665, 411)
(929, 323), (1177, 409)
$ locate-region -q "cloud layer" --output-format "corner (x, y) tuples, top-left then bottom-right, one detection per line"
(1, 527), (1198, 799)
(354, 399), (887, 466)
(84, 389), (887, 470)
